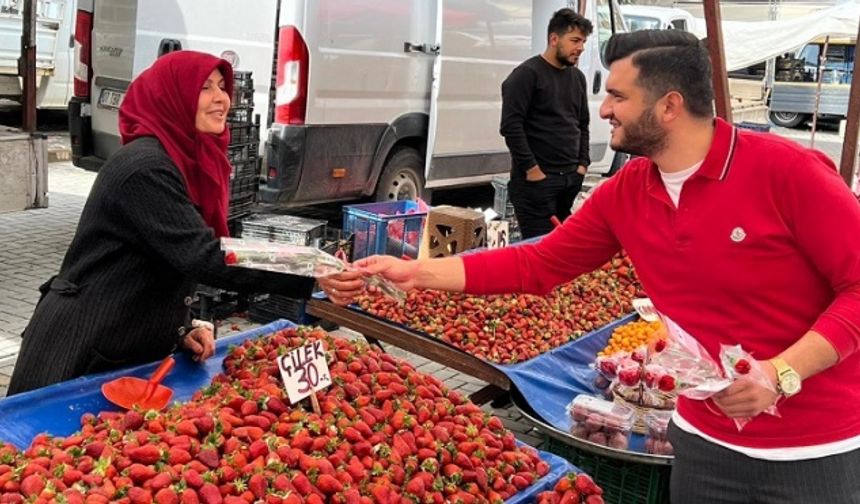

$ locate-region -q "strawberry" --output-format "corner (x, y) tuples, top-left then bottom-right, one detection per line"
(154, 488), (180, 504)
(20, 474), (44, 497)
(247, 440), (268, 460)
(657, 375), (676, 392)
(182, 469), (204, 489)
(585, 495), (605, 504)
(175, 421), (198, 437)
(316, 474), (343, 495)
(129, 445), (161, 465)
(180, 489), (200, 504)
(167, 447), (192, 465)
(84, 441), (106, 459)
(405, 475), (426, 498)
(734, 358), (751, 375)
(128, 464), (157, 484)
(124, 411), (145, 431)
(197, 449), (219, 469)
(128, 487), (153, 504)
(247, 474), (267, 499)
(150, 472), (173, 491)
(197, 483), (222, 504)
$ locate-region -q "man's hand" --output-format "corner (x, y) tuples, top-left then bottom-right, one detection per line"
(711, 359), (779, 418)
(355, 255), (421, 291)
(525, 165), (546, 182)
(318, 269), (365, 306)
(183, 326), (215, 363)
(577, 165), (588, 176)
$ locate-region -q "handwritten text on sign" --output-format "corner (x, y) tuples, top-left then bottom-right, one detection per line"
(278, 340), (332, 403)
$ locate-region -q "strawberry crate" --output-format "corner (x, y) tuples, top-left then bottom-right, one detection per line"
(342, 200), (427, 260)
(541, 436), (671, 504)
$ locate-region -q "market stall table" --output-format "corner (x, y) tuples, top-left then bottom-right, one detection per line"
(0, 320), (580, 504)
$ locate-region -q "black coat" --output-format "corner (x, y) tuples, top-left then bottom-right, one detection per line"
(8, 137), (314, 394)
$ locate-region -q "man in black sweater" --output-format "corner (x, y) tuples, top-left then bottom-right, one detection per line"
(500, 8), (594, 239)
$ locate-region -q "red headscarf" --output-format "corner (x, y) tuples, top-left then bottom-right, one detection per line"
(119, 51), (234, 238)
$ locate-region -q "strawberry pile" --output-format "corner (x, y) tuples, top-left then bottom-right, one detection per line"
(536, 472), (604, 504)
(358, 254), (643, 364)
(0, 327), (553, 503)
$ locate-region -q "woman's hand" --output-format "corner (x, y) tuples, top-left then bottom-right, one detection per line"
(183, 326), (215, 362)
(318, 269), (366, 306)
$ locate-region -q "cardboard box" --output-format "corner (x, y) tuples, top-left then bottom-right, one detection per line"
(421, 206), (486, 258)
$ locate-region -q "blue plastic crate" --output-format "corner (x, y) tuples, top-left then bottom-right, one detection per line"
(343, 200), (427, 260)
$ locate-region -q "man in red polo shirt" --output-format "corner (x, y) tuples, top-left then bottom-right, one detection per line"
(329, 30), (860, 502)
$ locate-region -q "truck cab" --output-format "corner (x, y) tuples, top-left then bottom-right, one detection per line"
(768, 37), (855, 128)
(620, 5), (695, 32)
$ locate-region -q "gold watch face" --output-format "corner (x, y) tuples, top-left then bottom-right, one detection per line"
(780, 372), (802, 396)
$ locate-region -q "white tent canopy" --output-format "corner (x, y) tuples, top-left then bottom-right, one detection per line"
(689, 0), (859, 71)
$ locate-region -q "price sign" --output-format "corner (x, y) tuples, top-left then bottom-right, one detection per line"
(487, 221), (509, 249)
(278, 340), (332, 403)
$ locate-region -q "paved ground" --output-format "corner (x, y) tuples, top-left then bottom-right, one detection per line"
(0, 124), (852, 446)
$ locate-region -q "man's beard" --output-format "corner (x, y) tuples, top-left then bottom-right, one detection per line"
(613, 105), (668, 158)
(554, 46), (575, 68)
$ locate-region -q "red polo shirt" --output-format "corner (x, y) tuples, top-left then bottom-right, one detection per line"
(463, 118), (860, 448)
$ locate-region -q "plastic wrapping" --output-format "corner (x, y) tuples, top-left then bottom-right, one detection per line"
(222, 237), (407, 304)
(567, 395), (635, 450)
(644, 410), (674, 455)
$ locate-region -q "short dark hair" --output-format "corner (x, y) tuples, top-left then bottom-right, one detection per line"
(605, 30), (714, 118)
(547, 8), (594, 41)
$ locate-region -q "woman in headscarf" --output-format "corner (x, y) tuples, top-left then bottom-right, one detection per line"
(8, 51), (363, 395)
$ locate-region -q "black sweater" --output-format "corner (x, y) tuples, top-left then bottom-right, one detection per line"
(8, 137), (315, 394)
(500, 55), (590, 175)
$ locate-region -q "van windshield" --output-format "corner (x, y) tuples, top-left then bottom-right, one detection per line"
(624, 15), (661, 31)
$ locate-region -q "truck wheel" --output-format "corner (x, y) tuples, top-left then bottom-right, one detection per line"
(374, 147), (427, 202)
(769, 111), (808, 128)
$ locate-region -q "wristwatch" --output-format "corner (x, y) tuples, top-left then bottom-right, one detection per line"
(769, 357), (802, 398)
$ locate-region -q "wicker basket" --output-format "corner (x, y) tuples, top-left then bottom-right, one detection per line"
(612, 385), (676, 434)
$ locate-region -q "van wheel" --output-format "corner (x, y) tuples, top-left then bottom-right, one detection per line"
(769, 111), (808, 128)
(374, 147), (427, 202)
(606, 152), (632, 177)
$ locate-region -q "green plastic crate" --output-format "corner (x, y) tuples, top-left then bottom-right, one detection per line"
(542, 436), (671, 504)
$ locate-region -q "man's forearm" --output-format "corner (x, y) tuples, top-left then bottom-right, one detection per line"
(415, 257), (466, 292)
(776, 330), (840, 380)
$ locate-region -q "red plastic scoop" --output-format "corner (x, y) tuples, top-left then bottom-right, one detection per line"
(101, 356), (175, 410)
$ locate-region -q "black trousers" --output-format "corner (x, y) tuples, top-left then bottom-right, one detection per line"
(668, 421), (860, 504)
(508, 170), (585, 239)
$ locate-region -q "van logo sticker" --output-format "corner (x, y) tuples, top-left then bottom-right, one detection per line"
(99, 46), (124, 58)
(730, 227), (746, 243)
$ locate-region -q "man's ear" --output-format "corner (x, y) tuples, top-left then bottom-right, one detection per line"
(548, 32), (559, 48)
(659, 91), (685, 123)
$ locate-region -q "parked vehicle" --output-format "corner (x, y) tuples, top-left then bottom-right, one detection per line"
(68, 0), (279, 170)
(0, 0), (75, 109)
(768, 37), (854, 128)
(620, 5), (695, 32)
(70, 0), (629, 206)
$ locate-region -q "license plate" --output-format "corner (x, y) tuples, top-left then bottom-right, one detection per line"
(98, 88), (125, 109)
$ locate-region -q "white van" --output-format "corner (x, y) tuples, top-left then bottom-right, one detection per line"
(620, 5), (695, 33)
(71, 0), (629, 205)
(68, 0), (279, 170)
(0, 0), (75, 109)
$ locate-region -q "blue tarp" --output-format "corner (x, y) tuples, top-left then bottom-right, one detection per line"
(495, 314), (648, 452)
(0, 320), (577, 503)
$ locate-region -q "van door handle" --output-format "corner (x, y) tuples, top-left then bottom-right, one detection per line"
(404, 42), (439, 55)
(593, 70), (602, 94)
(158, 39), (182, 58)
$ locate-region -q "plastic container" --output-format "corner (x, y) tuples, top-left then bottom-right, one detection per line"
(568, 395), (635, 451)
(643, 410), (674, 456)
(342, 200), (427, 260)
